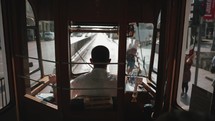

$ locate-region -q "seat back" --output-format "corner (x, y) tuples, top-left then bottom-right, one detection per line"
(83, 96), (113, 109)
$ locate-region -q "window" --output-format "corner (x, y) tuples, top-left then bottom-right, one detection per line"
(125, 22), (158, 95)
(125, 23), (154, 77)
(0, 1), (10, 110)
(177, 0), (214, 112)
(19, 0), (58, 106)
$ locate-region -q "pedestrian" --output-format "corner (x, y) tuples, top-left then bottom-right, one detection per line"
(126, 40), (139, 74)
(181, 50), (194, 97)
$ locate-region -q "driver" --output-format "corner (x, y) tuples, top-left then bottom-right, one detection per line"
(70, 45), (117, 99)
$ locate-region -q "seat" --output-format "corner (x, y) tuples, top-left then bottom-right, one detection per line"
(83, 96), (113, 109)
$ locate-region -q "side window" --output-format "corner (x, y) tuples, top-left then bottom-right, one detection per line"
(20, 0), (57, 107)
(125, 23), (154, 77)
(177, 0), (214, 112)
(0, 0), (10, 110)
(125, 22), (157, 96)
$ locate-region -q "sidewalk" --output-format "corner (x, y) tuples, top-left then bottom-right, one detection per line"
(200, 38), (214, 52)
(178, 38), (215, 110)
(190, 66), (214, 93)
(192, 38), (214, 92)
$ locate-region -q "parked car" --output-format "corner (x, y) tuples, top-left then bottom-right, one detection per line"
(44, 32), (54, 41)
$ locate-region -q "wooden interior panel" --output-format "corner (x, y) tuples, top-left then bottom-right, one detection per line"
(29, 0), (161, 23)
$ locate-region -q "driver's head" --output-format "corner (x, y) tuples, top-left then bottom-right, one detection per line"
(91, 45), (110, 68)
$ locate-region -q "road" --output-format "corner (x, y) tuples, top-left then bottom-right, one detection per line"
(27, 33), (119, 80)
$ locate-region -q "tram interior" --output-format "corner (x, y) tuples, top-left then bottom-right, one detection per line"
(0, 0), (215, 121)
(25, 0), (160, 119)
(30, 22), (156, 111)
(24, 23), (157, 121)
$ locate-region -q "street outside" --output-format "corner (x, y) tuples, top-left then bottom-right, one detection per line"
(178, 38), (215, 110)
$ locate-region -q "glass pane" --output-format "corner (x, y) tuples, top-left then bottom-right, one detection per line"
(24, 1), (57, 105)
(126, 23), (153, 76)
(0, 3), (10, 108)
(28, 29), (38, 81)
(27, 21), (55, 81)
(151, 12), (160, 84)
(152, 31), (159, 84)
(177, 0), (214, 111)
(39, 21), (55, 75)
(26, 0), (35, 26)
(32, 20), (56, 104)
(70, 25), (118, 74)
(0, 40), (10, 109)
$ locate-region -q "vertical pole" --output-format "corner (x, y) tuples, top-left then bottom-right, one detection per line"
(194, 17), (203, 85)
(35, 21), (44, 77)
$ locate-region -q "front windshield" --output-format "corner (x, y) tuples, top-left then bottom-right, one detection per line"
(70, 25), (119, 75)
